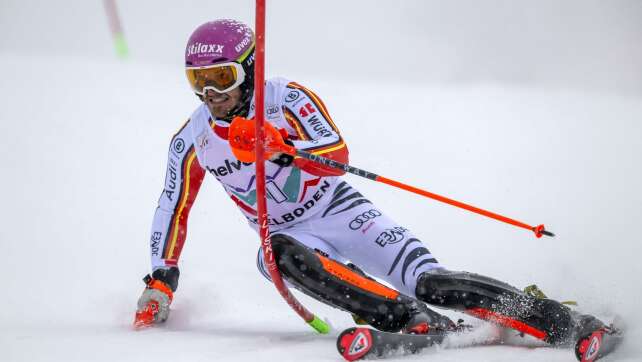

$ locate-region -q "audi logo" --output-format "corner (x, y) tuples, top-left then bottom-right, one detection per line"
(349, 209), (382, 230)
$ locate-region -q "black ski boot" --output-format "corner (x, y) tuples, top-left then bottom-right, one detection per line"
(415, 269), (578, 345)
(402, 299), (458, 334)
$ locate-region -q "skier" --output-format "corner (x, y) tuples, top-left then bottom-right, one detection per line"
(135, 19), (613, 358)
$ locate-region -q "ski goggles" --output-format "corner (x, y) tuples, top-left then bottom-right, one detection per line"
(185, 61), (246, 95)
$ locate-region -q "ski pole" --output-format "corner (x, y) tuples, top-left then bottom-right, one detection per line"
(274, 144), (554, 239)
(254, 0), (329, 334)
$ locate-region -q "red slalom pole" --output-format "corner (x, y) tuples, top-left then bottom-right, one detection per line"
(103, 0), (129, 58)
(254, 0), (329, 334)
(273, 144), (554, 239)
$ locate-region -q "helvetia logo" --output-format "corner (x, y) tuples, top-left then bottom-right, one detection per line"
(348, 332), (369, 356)
(187, 42), (224, 57)
(207, 159), (253, 177)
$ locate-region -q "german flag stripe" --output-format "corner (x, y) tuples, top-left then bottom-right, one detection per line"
(163, 146), (201, 260)
(162, 146), (205, 261)
(297, 130), (344, 152)
(159, 120), (191, 259)
(286, 82), (345, 154)
(287, 82), (340, 133)
(283, 107), (310, 140)
(308, 140), (346, 155)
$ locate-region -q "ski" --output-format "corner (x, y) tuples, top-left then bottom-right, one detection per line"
(574, 324), (623, 362)
(337, 323), (626, 362)
(337, 327), (458, 361)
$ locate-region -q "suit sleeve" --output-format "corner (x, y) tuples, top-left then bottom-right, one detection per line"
(149, 122), (205, 271)
(281, 82), (349, 176)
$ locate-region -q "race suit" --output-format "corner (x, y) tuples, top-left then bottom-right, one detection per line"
(149, 77), (441, 297)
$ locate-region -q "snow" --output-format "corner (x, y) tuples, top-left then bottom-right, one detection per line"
(1, 52), (640, 361)
(2, 1), (642, 360)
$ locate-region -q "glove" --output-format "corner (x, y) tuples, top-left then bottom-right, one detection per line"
(268, 138), (294, 167)
(134, 267), (179, 329)
(228, 116), (295, 163)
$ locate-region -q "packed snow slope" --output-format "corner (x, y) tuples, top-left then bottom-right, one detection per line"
(1, 53), (641, 362)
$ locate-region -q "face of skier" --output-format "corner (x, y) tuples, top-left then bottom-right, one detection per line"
(204, 87), (242, 119)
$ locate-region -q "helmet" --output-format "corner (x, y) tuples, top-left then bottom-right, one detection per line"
(185, 19), (255, 120)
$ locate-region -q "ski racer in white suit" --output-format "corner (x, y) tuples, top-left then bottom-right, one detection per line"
(136, 19), (610, 350)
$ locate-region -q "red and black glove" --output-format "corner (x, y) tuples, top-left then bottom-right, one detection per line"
(134, 267), (179, 329)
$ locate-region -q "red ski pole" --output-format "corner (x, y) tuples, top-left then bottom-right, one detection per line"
(273, 144), (554, 239)
(254, 0), (329, 334)
(103, 0), (129, 58)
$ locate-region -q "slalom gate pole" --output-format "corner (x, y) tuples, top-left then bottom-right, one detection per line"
(254, 0), (329, 334)
(274, 144), (554, 239)
(103, 0), (129, 58)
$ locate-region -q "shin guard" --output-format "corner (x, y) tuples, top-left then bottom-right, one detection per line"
(416, 269), (575, 345)
(272, 233), (416, 332)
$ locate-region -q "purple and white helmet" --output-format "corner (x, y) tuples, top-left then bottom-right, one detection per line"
(185, 19), (254, 67)
(185, 20), (255, 118)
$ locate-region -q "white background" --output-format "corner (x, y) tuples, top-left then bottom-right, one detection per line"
(1, 1), (641, 361)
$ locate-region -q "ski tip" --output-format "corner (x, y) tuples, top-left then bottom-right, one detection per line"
(575, 329), (604, 362)
(337, 328), (373, 362)
(574, 326), (623, 362)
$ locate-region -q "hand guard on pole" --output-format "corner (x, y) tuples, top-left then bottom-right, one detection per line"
(229, 116), (292, 165)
